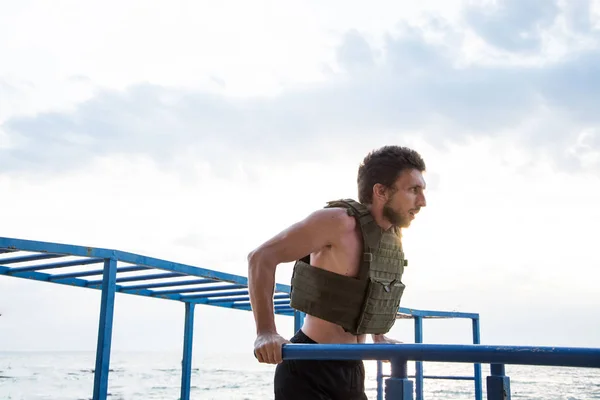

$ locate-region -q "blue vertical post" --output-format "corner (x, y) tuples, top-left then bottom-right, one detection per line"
(385, 359), (413, 400)
(180, 302), (195, 400)
(414, 316), (424, 400)
(293, 310), (304, 333)
(472, 318), (483, 400)
(376, 360), (384, 400)
(92, 257), (118, 400)
(486, 364), (511, 400)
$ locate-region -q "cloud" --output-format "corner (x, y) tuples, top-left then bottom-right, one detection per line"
(2, 1), (600, 177)
(463, 0), (559, 52)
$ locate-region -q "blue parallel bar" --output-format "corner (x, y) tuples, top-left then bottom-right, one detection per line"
(153, 283), (246, 295)
(281, 343), (600, 367)
(181, 302), (195, 400)
(92, 258), (118, 400)
(49, 264), (146, 280)
(4, 257), (104, 274)
(87, 272), (180, 286)
(208, 295), (252, 303)
(0, 253), (65, 264)
(487, 364), (510, 400)
(414, 316), (423, 400)
(473, 318), (483, 400)
(121, 278), (216, 291)
(182, 289), (249, 299)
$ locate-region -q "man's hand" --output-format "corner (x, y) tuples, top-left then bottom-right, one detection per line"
(254, 332), (291, 364)
(372, 334), (404, 344)
(372, 334), (403, 362)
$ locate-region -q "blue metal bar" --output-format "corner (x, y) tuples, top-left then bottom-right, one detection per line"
(180, 302), (195, 400)
(92, 258), (118, 400)
(410, 375), (474, 380)
(487, 364), (510, 400)
(0, 252), (65, 264)
(399, 307), (479, 320)
(0, 237), (116, 258)
(87, 272), (181, 286)
(4, 257), (104, 274)
(0, 265), (182, 303)
(377, 360), (384, 400)
(386, 359), (413, 399)
(282, 343), (600, 367)
(377, 374), (476, 381)
(49, 264), (146, 280)
(414, 316), (424, 400)
(154, 284), (246, 295)
(473, 317), (483, 400)
(233, 296), (290, 307)
(182, 289), (248, 299)
(121, 278), (216, 290)
(293, 310), (304, 332)
(0, 237), (294, 291)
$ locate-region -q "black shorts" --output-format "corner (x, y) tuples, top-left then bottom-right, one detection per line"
(274, 330), (368, 400)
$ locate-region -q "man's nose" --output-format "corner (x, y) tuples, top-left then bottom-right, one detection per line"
(417, 194), (427, 208)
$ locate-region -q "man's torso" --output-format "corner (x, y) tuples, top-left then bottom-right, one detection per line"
(300, 212), (368, 344)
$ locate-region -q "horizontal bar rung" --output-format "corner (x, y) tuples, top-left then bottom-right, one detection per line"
(50, 264), (146, 280)
(182, 289), (248, 299)
(153, 283), (247, 295)
(121, 278), (216, 291)
(10, 258), (104, 274)
(0, 253), (65, 265)
(283, 343), (600, 368)
(207, 295), (250, 303)
(87, 272), (183, 286)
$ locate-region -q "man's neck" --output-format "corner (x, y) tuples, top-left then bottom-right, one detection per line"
(366, 203), (393, 231)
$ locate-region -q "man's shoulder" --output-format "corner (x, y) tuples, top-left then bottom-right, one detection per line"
(309, 206), (357, 233)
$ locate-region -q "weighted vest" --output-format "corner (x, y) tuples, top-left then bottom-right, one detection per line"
(289, 199), (407, 335)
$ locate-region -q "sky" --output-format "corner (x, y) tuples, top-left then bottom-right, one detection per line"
(1, 0), (600, 362)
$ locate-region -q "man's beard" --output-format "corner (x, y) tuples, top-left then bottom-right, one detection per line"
(383, 201), (409, 228)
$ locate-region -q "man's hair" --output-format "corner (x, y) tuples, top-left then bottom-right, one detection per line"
(357, 145), (426, 204)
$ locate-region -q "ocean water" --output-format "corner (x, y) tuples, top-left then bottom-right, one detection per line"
(1, 351), (599, 399)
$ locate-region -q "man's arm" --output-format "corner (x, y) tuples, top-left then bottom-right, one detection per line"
(247, 207), (354, 364)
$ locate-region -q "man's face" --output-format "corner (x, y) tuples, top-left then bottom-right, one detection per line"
(382, 169), (427, 228)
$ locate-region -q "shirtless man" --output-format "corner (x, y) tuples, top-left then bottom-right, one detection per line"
(247, 145), (427, 399)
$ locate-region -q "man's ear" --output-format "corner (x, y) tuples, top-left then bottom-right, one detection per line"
(373, 183), (388, 201)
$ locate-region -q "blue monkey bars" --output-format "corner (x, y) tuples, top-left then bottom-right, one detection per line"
(3, 236), (597, 399)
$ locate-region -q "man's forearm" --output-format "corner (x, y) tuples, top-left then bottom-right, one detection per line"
(248, 253), (277, 335)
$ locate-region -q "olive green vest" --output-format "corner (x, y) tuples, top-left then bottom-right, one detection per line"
(289, 199), (407, 335)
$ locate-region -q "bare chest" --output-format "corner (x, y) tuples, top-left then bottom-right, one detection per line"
(310, 229), (363, 278)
